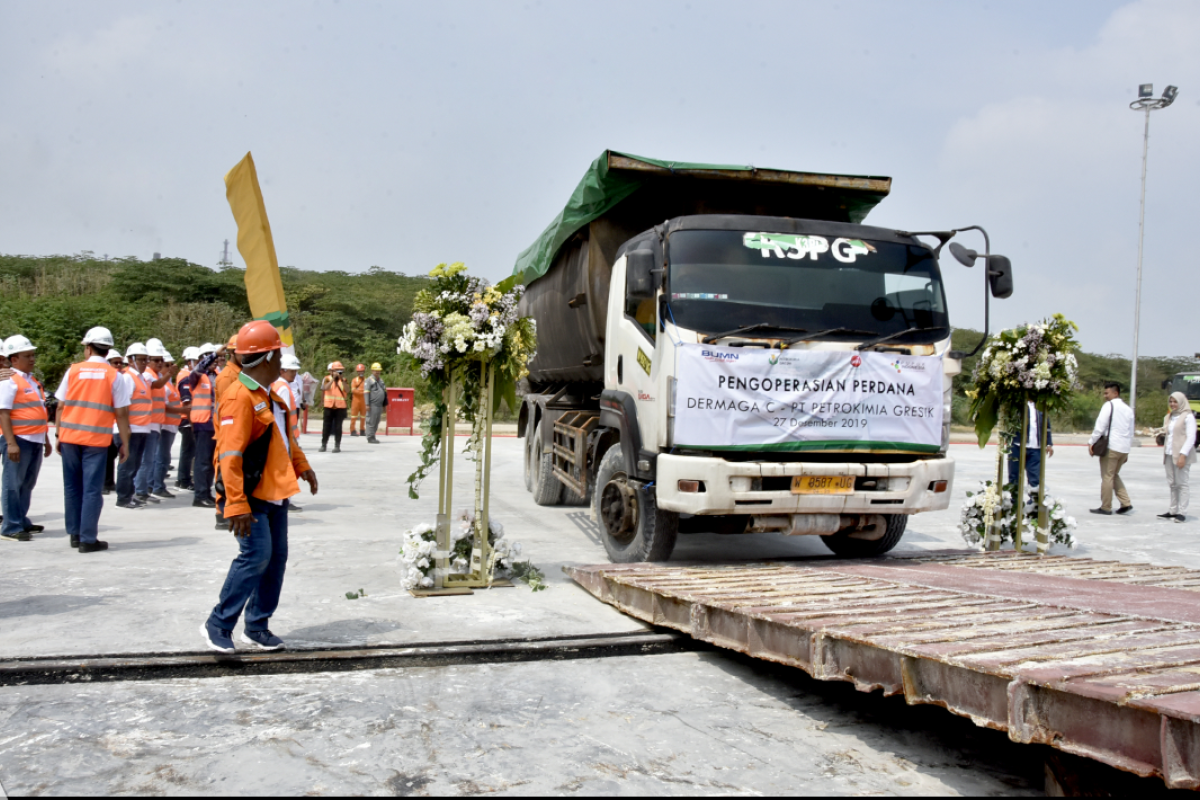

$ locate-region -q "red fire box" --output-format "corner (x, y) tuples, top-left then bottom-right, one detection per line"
(385, 388), (416, 434)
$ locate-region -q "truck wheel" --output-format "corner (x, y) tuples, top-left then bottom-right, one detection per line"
(821, 514), (907, 557)
(530, 421), (564, 506)
(523, 430), (534, 492)
(594, 445), (678, 563)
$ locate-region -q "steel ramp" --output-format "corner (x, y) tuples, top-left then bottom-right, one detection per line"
(566, 551), (1200, 789)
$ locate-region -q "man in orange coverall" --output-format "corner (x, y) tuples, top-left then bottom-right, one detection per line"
(200, 321), (318, 654)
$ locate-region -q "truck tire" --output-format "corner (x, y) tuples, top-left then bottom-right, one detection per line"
(530, 421), (564, 506)
(820, 514), (907, 557)
(523, 430), (534, 492)
(594, 445), (678, 563)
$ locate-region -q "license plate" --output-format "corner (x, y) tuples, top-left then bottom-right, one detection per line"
(791, 475), (854, 494)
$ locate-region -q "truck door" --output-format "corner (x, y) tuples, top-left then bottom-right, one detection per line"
(606, 256), (661, 448)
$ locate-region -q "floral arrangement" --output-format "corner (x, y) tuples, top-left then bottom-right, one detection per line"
(960, 481), (1077, 552)
(397, 263), (536, 499)
(968, 314), (1080, 446)
(399, 511), (546, 591)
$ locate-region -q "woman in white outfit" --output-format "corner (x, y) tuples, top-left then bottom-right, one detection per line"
(1160, 392), (1197, 523)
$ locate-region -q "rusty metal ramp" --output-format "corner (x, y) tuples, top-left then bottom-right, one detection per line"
(566, 551), (1200, 789)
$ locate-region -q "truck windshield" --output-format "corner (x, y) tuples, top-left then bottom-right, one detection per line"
(1171, 375), (1200, 401)
(667, 230), (949, 344)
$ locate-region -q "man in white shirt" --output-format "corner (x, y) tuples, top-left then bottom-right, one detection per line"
(0, 336), (52, 541)
(1088, 381), (1135, 515)
(1008, 400), (1054, 488)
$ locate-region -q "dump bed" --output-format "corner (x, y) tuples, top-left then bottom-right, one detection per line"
(516, 150), (893, 386)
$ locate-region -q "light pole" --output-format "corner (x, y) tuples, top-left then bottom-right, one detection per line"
(1128, 83), (1177, 422)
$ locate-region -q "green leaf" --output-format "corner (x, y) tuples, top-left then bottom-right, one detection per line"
(973, 391), (999, 448)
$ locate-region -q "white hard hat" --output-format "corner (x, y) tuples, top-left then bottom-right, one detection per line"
(107, 348), (124, 362)
(198, 342), (216, 356)
(281, 354), (301, 370)
(163, 350), (175, 363)
(82, 326), (115, 347)
(3, 335), (36, 357)
(147, 337), (163, 350)
(126, 342), (149, 357)
(182, 346), (200, 361)
(147, 341), (168, 358)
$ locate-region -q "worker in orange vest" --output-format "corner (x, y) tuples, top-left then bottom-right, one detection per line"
(53, 326), (132, 551)
(174, 346), (199, 491)
(151, 350), (186, 498)
(211, 334), (243, 529)
(185, 343), (221, 508)
(139, 339), (173, 502)
(0, 335), (53, 542)
(273, 353), (304, 513)
(319, 361), (347, 453)
(349, 364), (367, 437)
(201, 320), (317, 653)
(116, 342), (155, 509)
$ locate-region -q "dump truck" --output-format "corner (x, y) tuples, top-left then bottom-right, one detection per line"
(514, 151), (1012, 562)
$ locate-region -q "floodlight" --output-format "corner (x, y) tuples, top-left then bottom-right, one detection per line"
(1139, 83), (1154, 98)
(1163, 85), (1179, 104)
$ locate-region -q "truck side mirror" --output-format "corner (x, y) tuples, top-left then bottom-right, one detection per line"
(626, 249), (657, 300)
(987, 255), (1013, 299)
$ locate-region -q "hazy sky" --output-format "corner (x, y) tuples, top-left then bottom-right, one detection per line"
(2, 0), (1197, 356)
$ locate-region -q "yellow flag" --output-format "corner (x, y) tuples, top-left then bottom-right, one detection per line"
(224, 152), (294, 347)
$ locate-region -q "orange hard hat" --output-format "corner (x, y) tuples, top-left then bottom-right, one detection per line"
(226, 334), (239, 349)
(234, 320), (282, 354)
(356, 363), (365, 371)
(331, 361), (344, 371)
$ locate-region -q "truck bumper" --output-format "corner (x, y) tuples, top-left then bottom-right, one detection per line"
(654, 453), (954, 516)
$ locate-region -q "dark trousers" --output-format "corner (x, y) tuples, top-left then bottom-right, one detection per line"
(116, 432), (149, 503)
(153, 429), (175, 493)
(61, 443), (107, 543)
(105, 438), (119, 490)
(208, 498), (289, 632)
(1007, 448), (1043, 488)
(177, 424), (195, 486)
(193, 427), (215, 501)
(1, 438), (44, 536)
(321, 407), (346, 447)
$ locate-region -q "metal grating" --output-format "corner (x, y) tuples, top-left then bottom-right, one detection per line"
(567, 552), (1200, 788)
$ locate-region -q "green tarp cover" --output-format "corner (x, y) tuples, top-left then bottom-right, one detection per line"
(512, 150), (761, 285)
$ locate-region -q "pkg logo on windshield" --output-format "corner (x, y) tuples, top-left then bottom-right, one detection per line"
(743, 232), (877, 264)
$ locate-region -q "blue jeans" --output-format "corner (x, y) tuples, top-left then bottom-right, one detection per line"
(135, 430), (159, 496)
(2, 438), (44, 535)
(193, 427), (215, 502)
(116, 432), (148, 503)
(208, 498), (290, 632)
(61, 443), (107, 543)
(1008, 447), (1043, 488)
(153, 429), (176, 492)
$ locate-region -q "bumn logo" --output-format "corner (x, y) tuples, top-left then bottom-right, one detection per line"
(702, 350), (739, 362)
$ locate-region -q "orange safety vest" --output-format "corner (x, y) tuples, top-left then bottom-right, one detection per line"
(218, 373), (312, 518)
(127, 371), (153, 427)
(163, 381), (182, 428)
(146, 367), (167, 425)
(58, 360), (120, 447)
(8, 372), (49, 437)
(323, 376), (347, 409)
(273, 378), (300, 442)
(190, 374), (213, 424)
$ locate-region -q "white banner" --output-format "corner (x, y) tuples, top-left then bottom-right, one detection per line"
(673, 344), (944, 452)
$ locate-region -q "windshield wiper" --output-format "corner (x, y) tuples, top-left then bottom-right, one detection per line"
(855, 326), (948, 351)
(701, 323), (808, 344)
(781, 327), (876, 346)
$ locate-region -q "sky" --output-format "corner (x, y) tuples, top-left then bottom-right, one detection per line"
(1, 0), (1197, 357)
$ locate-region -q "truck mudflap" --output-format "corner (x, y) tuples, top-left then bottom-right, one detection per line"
(654, 453), (954, 516)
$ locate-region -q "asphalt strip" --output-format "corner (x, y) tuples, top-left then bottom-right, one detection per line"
(0, 630), (699, 687)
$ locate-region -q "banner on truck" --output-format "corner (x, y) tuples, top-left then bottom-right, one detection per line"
(673, 344), (944, 452)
